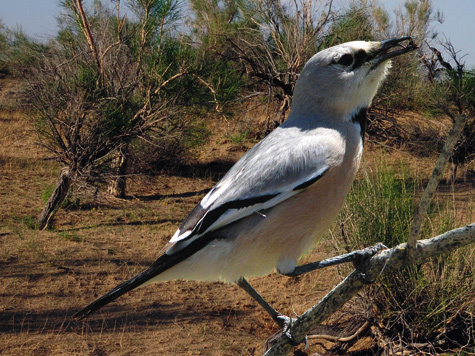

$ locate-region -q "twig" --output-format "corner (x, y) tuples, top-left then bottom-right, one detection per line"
(406, 114), (468, 253)
(74, 0), (102, 74)
(307, 320), (370, 342)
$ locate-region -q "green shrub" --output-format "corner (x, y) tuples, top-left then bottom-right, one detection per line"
(181, 119), (210, 148)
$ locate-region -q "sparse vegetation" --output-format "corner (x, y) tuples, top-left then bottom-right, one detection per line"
(426, 42), (475, 183)
(331, 159), (475, 353)
(0, 0), (474, 355)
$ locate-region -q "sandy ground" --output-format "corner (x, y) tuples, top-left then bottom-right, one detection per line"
(1, 78), (474, 355)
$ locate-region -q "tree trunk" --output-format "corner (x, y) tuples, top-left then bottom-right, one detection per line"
(37, 167), (72, 230)
(107, 147), (128, 198)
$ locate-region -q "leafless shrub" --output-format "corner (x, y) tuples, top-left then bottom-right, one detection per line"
(210, 0), (335, 131)
(423, 41), (475, 183)
(26, 0), (190, 228)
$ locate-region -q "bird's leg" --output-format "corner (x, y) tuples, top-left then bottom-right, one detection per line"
(236, 277), (293, 328)
(236, 277), (304, 346)
(235, 244), (387, 345)
(282, 243), (387, 278)
(236, 244), (387, 321)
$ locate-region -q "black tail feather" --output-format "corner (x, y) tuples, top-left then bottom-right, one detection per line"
(73, 256), (169, 320)
(74, 234), (213, 320)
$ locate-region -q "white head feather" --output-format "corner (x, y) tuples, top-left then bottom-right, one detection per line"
(290, 41), (395, 121)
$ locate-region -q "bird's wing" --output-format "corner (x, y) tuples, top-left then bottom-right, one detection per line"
(167, 127), (340, 253)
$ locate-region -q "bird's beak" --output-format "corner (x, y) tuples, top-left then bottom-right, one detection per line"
(368, 36), (418, 69)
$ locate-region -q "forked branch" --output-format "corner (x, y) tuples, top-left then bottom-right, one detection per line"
(264, 223), (475, 356)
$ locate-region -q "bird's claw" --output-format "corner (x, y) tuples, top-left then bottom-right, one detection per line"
(276, 313), (296, 329)
(276, 314), (308, 349)
(354, 243), (388, 284)
(353, 243), (388, 270)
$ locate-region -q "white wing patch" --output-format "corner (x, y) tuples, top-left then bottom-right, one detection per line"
(170, 229), (191, 243)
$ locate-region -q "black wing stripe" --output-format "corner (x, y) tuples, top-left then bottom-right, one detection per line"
(195, 193), (279, 235)
(292, 168), (329, 191)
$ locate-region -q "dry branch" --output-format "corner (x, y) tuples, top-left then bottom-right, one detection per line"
(407, 113), (469, 252)
(307, 320), (370, 342)
(37, 167), (72, 229)
(264, 223), (475, 356)
(74, 0), (101, 73)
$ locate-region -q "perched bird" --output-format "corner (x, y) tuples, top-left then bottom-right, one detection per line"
(74, 37), (416, 323)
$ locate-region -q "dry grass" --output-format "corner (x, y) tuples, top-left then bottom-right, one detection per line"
(1, 78), (474, 355)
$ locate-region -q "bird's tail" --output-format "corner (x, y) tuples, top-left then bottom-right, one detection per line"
(73, 252), (172, 320)
(73, 235), (212, 320)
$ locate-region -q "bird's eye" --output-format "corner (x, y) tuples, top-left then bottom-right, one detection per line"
(336, 54), (354, 66)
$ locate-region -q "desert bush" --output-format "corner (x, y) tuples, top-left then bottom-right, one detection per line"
(126, 116), (211, 175)
(24, 0), (196, 228)
(373, 0), (440, 112)
(331, 158), (475, 352)
(375, 52), (429, 112)
(425, 42), (475, 183)
(0, 21), (8, 75)
(0, 22), (46, 77)
(321, 2), (379, 48)
(198, 0), (335, 130)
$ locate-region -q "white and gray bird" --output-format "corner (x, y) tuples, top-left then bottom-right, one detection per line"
(74, 37), (416, 322)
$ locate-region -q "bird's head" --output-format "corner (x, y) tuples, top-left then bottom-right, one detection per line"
(290, 37), (417, 121)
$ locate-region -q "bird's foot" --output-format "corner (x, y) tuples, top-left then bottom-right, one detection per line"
(276, 313), (308, 349)
(352, 242), (387, 269)
(353, 242), (388, 284)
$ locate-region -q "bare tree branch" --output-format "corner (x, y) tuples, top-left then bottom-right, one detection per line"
(74, 0), (102, 74)
(264, 223), (475, 356)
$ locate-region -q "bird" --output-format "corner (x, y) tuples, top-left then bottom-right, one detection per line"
(73, 37), (416, 324)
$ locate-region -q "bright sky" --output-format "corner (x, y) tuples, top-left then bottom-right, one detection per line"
(1, 0), (474, 67)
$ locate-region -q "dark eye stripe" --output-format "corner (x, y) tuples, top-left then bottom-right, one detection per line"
(353, 50), (367, 69)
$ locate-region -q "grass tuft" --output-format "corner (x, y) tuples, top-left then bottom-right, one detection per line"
(331, 156), (475, 352)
